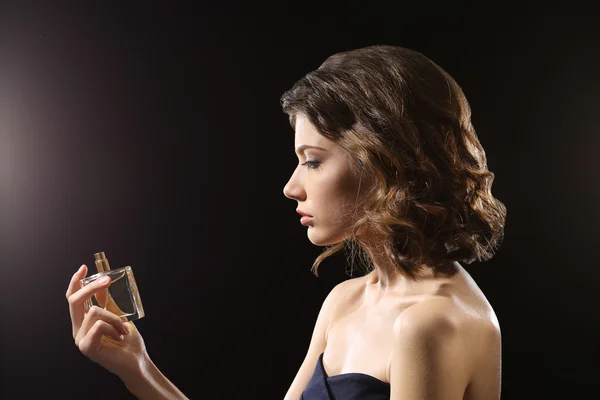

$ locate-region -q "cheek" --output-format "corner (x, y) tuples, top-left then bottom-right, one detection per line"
(316, 174), (363, 217)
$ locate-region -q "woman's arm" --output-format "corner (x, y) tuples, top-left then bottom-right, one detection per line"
(122, 355), (189, 400)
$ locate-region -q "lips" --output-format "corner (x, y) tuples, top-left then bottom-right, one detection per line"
(300, 216), (314, 226)
(296, 209), (313, 218)
(296, 209), (314, 226)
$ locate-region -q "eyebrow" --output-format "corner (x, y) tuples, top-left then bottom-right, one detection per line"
(295, 145), (328, 156)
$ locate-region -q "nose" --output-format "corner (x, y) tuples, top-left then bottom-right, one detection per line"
(283, 168), (306, 201)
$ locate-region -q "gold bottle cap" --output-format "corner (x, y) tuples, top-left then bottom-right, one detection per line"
(94, 251), (111, 273)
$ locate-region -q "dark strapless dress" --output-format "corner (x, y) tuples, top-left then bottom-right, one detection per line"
(300, 352), (391, 400)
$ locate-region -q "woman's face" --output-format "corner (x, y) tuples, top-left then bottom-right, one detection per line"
(283, 114), (368, 246)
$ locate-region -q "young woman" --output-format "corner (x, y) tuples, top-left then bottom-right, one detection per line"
(66, 45), (506, 400)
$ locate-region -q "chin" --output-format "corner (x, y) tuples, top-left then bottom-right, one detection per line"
(307, 226), (346, 247)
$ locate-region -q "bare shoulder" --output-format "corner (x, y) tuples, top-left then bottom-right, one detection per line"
(393, 294), (500, 348)
(282, 276), (365, 400)
(389, 295), (501, 400)
(331, 274), (367, 296)
(324, 275), (368, 318)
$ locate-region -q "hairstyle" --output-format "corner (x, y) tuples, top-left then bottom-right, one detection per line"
(280, 45), (507, 280)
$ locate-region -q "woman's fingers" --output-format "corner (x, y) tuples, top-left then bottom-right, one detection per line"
(66, 264), (91, 338)
(67, 267), (113, 338)
(77, 319), (124, 359)
(75, 306), (129, 347)
(65, 265), (88, 299)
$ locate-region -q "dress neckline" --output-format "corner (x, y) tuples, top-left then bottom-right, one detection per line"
(319, 352), (390, 386)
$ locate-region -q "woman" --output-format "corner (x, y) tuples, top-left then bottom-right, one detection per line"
(66, 45), (506, 400)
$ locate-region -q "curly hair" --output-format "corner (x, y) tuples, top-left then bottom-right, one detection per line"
(280, 45), (507, 280)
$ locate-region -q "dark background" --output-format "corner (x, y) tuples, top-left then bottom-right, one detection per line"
(1, 2), (599, 399)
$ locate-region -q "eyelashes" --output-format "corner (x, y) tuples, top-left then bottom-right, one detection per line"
(301, 161), (321, 170)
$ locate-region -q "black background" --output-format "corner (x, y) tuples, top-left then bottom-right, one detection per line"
(1, 2), (599, 399)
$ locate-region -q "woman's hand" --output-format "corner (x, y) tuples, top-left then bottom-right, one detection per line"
(66, 264), (149, 380)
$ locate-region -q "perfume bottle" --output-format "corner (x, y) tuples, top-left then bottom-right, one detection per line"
(80, 252), (145, 322)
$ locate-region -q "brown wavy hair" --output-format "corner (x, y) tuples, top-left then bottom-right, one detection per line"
(280, 45), (507, 280)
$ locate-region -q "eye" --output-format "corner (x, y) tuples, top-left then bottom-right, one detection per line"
(301, 160), (321, 170)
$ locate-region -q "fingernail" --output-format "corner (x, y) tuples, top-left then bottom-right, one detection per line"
(122, 325), (130, 334)
(99, 276), (110, 284)
(79, 265), (85, 272)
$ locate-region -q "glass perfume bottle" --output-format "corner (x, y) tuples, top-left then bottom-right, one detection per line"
(80, 252), (145, 322)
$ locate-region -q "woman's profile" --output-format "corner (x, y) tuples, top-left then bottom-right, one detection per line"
(66, 45), (506, 400)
